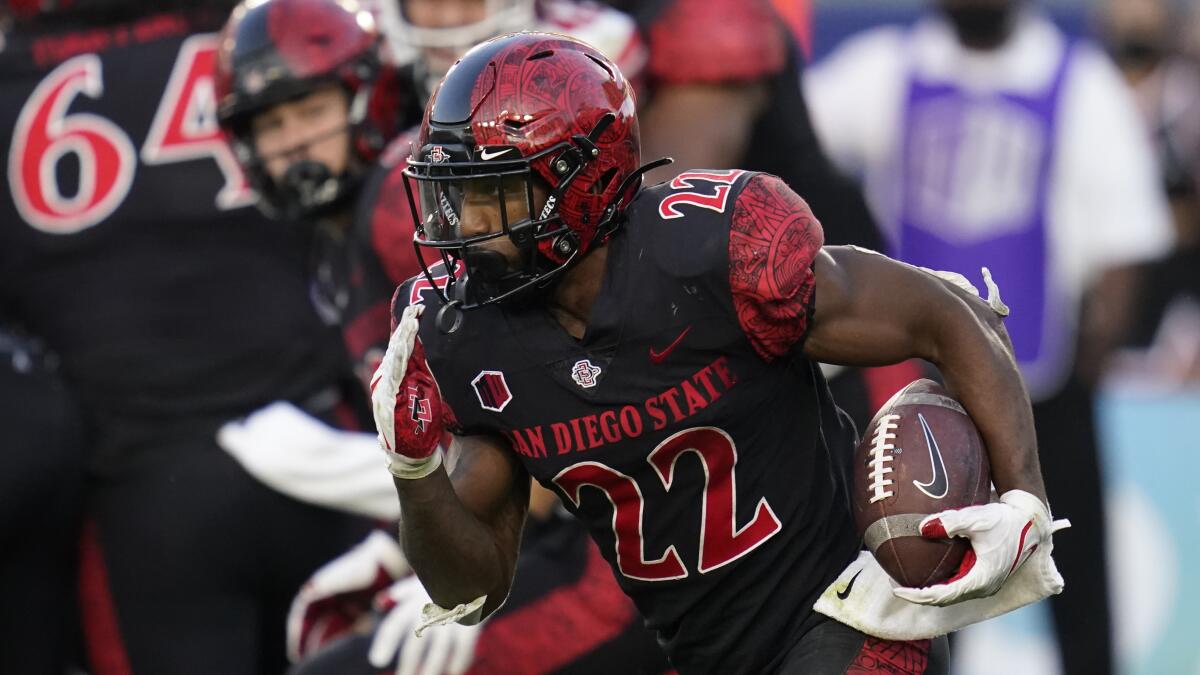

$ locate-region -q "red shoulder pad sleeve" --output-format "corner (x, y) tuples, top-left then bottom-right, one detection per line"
(647, 0), (786, 84)
(729, 173), (824, 361)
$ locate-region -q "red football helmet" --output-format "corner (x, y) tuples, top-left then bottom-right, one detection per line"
(405, 32), (655, 311)
(214, 0), (405, 220)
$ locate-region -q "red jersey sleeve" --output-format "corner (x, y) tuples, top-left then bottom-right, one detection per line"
(728, 173), (824, 361)
(647, 0), (786, 84)
(369, 131), (427, 286)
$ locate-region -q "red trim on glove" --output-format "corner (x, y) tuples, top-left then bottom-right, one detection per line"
(1009, 521), (1035, 575)
(919, 518), (947, 540)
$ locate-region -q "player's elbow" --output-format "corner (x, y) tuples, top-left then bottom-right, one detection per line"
(961, 287), (1015, 358)
(925, 281), (1014, 366)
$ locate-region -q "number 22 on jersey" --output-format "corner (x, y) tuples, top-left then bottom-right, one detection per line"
(553, 426), (781, 582)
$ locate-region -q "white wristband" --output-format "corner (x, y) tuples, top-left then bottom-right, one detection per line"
(999, 489), (1051, 524)
(1000, 489), (1072, 535)
(385, 446), (444, 480)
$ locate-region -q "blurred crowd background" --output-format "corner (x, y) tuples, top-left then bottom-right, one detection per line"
(0, 1), (1197, 674)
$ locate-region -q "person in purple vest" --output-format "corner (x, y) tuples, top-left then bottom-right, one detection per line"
(805, 1), (1175, 674)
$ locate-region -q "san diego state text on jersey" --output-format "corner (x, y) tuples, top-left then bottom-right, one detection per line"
(400, 170), (860, 674)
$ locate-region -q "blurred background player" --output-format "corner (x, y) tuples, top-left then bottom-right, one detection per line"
(595, 0), (930, 428)
(214, 1), (669, 672)
(599, 0), (881, 248)
(0, 1), (378, 672)
(0, 318), (84, 675)
(373, 0), (647, 104)
(804, 0), (1175, 672)
(1096, 0), (1200, 385)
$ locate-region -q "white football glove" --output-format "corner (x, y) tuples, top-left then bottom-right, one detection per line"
(892, 489), (1070, 606)
(370, 304), (447, 480)
(369, 576), (482, 675)
(286, 531), (410, 662)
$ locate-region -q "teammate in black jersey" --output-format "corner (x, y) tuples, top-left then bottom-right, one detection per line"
(371, 32), (1063, 675)
(215, 0), (417, 392)
(0, 2), (377, 672)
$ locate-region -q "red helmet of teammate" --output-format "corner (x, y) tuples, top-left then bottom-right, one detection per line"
(214, 0), (405, 220)
(404, 31), (652, 310)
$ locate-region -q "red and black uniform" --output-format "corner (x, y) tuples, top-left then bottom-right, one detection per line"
(0, 11), (372, 674)
(302, 134), (672, 675)
(401, 172), (945, 674)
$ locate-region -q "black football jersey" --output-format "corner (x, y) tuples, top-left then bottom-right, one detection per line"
(399, 171), (860, 674)
(0, 12), (347, 472)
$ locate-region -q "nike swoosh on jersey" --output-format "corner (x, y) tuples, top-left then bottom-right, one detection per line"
(913, 412), (949, 499)
(649, 325), (691, 364)
(479, 147), (513, 160)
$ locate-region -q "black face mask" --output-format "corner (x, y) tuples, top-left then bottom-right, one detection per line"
(943, 5), (1017, 49)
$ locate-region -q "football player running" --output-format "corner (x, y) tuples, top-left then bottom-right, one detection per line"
(376, 32), (1066, 674)
(216, 1), (669, 672)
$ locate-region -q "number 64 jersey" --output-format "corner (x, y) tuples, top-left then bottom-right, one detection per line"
(402, 171), (861, 674)
(0, 12), (347, 474)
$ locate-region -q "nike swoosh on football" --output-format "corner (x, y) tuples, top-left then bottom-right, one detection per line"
(649, 325), (691, 364)
(912, 412), (949, 499)
(479, 147), (513, 160)
(837, 569), (863, 599)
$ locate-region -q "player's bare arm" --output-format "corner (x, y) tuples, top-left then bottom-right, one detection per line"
(371, 304), (529, 619)
(803, 246), (1046, 503)
(393, 434), (529, 618)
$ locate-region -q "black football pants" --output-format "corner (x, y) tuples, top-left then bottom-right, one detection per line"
(0, 356), (84, 675)
(1034, 374), (1114, 675)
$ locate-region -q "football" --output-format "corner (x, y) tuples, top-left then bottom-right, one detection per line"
(852, 379), (992, 587)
